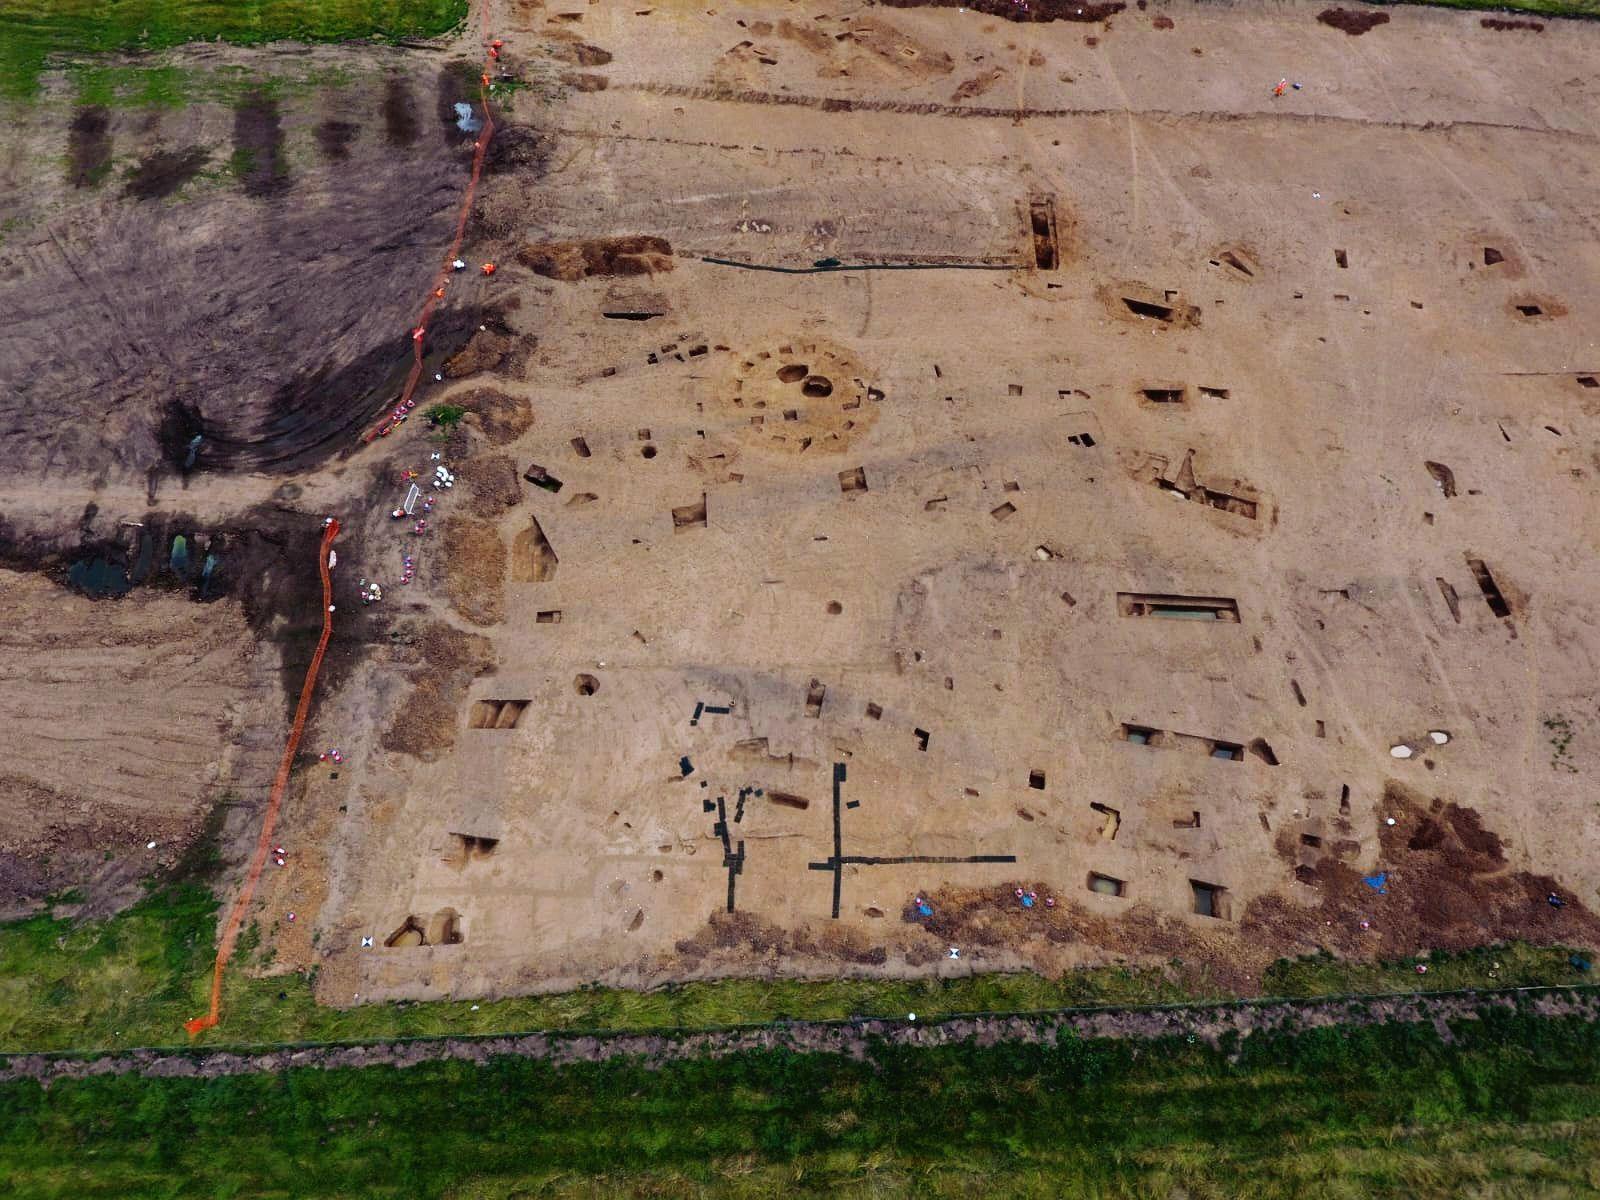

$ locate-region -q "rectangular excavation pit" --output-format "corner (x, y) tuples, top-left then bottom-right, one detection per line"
(468, 699), (528, 729)
(1028, 196), (1059, 271)
(1158, 480), (1260, 521)
(447, 833), (500, 872)
(1087, 872), (1126, 898)
(1216, 249), (1255, 278)
(913, 728), (930, 751)
(1123, 297), (1176, 322)
(1028, 769), (1046, 790)
(1140, 386), (1187, 406)
(1436, 577), (1461, 623)
(1197, 386), (1230, 400)
(1067, 432), (1097, 447)
(512, 515), (559, 582)
(990, 501), (1017, 521)
(838, 466), (868, 494)
(1190, 879), (1228, 919)
(1120, 723), (1161, 746)
(1466, 556), (1511, 618)
(671, 493), (708, 532)
(1090, 802), (1121, 840)
(804, 679), (826, 718)
(768, 791), (811, 810)
(1118, 593), (1241, 622)
(524, 464), (563, 493)
(570, 436), (592, 457)
(536, 609), (562, 624)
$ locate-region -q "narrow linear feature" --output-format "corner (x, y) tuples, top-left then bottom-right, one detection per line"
(808, 763), (1016, 918)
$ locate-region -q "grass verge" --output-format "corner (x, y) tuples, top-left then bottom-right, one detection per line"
(1, 878), (1595, 1053)
(7, 1009), (1600, 1197)
(0, 0), (467, 100)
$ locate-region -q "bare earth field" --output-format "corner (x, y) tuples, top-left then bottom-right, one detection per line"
(3, 0), (1599, 1012)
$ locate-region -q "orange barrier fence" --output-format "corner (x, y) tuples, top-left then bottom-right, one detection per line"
(364, 7), (500, 442)
(187, 518), (341, 1035)
(189, 6), (499, 1036)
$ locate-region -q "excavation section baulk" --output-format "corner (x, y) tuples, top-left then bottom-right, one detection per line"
(6, 0), (1599, 1006)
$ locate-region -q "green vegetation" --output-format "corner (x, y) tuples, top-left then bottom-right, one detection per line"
(7, 1009), (1600, 1197)
(1544, 713), (1579, 774)
(1, 873), (1595, 1054)
(426, 402), (467, 428)
(1407, 0), (1600, 19)
(0, 0), (466, 100)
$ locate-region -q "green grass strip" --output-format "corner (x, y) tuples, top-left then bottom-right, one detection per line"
(0, 0), (467, 99)
(5, 1009), (1600, 1197)
(1, 878), (1594, 1054)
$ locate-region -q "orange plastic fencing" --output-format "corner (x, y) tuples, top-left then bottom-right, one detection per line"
(187, 518), (341, 1036)
(188, 9), (499, 1036)
(364, 7), (499, 443)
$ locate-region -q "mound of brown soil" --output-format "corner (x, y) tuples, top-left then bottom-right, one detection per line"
(548, 41), (614, 66)
(457, 388), (534, 445)
(441, 518), (507, 626)
(381, 620), (494, 757)
(516, 235), (674, 281)
(465, 454), (524, 518)
(1318, 7), (1390, 35)
(444, 329), (517, 379)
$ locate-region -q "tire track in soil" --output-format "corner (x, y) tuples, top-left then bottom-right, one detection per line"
(615, 81), (1600, 142)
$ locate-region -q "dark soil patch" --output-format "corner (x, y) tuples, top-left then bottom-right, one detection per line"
(878, 0), (1123, 22)
(1317, 7), (1389, 35)
(122, 147), (209, 201)
(1482, 16), (1543, 31)
(1152, 14), (1173, 29)
(442, 517), (507, 626)
(165, 303), (494, 475)
(443, 322), (519, 378)
(465, 454), (524, 517)
(314, 119), (360, 161)
(548, 40), (614, 66)
(675, 910), (890, 967)
(0, 503), (383, 720)
(67, 106), (111, 189)
(483, 124), (551, 176)
(434, 58), (479, 145)
(382, 620), (495, 758)
(1247, 782), (1600, 962)
(458, 388), (535, 445)
(562, 72), (609, 92)
(232, 92), (289, 199)
(517, 235), (674, 281)
(383, 75), (420, 146)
